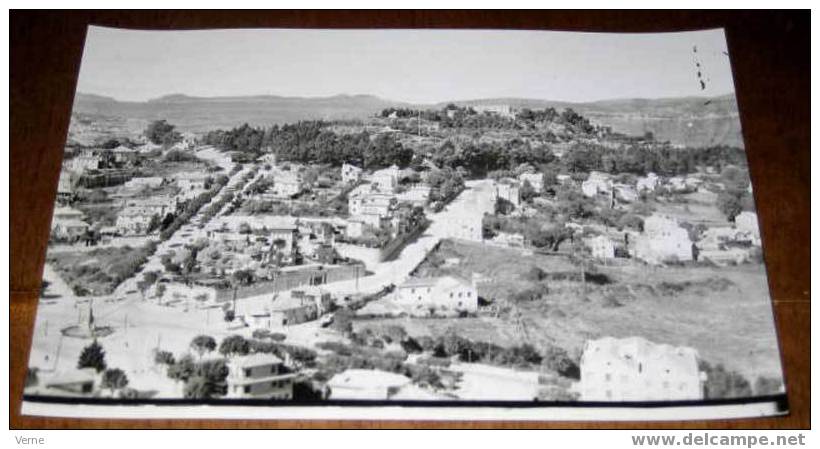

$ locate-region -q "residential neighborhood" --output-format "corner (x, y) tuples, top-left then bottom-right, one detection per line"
(28, 95), (782, 406)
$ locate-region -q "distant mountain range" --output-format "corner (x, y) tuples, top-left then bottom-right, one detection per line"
(72, 92), (744, 147)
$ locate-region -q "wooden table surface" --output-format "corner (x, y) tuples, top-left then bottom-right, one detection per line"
(10, 10), (809, 429)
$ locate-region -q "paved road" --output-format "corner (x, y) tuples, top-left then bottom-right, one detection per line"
(236, 179), (497, 306)
(109, 150), (252, 299)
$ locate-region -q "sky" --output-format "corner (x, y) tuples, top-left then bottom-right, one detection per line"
(77, 26), (736, 104)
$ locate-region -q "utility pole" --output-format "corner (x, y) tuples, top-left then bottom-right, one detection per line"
(52, 335), (64, 373)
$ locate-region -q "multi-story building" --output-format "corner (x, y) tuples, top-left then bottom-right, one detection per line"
(496, 178), (521, 207)
(226, 353), (296, 400)
(370, 165), (401, 192)
(341, 163), (363, 184)
(576, 336), (706, 402)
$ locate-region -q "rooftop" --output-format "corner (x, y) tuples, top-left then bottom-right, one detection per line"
(230, 352), (284, 369)
(327, 369), (411, 390)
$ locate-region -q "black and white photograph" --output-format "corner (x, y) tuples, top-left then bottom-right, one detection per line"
(22, 26), (787, 420)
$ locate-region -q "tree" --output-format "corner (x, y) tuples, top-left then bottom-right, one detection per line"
(700, 361), (753, 399)
(167, 355), (196, 382)
(154, 350), (175, 366)
(137, 271), (160, 299)
(219, 335), (250, 357)
(717, 189), (746, 222)
(25, 368), (39, 388)
(146, 214), (162, 234)
(223, 309), (236, 323)
(101, 368), (129, 394)
(40, 280), (50, 297)
(155, 283), (167, 304)
(520, 180), (538, 203)
(541, 345), (580, 379)
(184, 359), (230, 399)
(190, 335), (217, 358)
(77, 339), (107, 373)
(184, 376), (214, 399)
(145, 120), (182, 146)
(232, 269), (255, 286)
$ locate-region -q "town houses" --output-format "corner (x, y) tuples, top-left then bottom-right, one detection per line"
(115, 206), (160, 236)
(633, 214), (693, 264)
(586, 235), (615, 260)
(582, 171), (613, 198)
(67, 152), (103, 173)
(123, 176), (164, 192)
(176, 174), (208, 192)
(394, 275), (478, 317)
(636, 172), (660, 192)
(495, 178), (522, 207)
(370, 164), (401, 192)
(56, 171), (76, 204)
(575, 336), (706, 402)
(241, 287), (333, 328)
(50, 206), (90, 242)
(734, 211), (761, 246)
(268, 168), (306, 198)
(341, 162), (362, 184)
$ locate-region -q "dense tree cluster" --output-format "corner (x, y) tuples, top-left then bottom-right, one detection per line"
(145, 120), (182, 146)
(428, 139), (556, 177)
(203, 121), (413, 169)
(562, 142), (747, 176)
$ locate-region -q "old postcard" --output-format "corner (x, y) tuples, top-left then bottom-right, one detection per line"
(21, 26), (786, 420)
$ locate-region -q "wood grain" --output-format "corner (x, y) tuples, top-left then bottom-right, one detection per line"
(10, 10), (809, 429)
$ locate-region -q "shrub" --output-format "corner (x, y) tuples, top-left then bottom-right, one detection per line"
(700, 361), (753, 399)
(400, 337), (424, 354)
(522, 266), (547, 282)
(541, 345), (580, 379)
(219, 335), (250, 357)
(190, 335), (217, 358)
(316, 341), (354, 356)
(154, 350), (175, 366)
(167, 355), (196, 382)
(754, 376), (783, 396)
(101, 368), (129, 392)
(25, 368), (39, 388)
(270, 333), (287, 342)
(252, 329), (272, 340)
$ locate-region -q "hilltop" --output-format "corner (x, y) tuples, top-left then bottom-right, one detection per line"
(72, 92), (744, 147)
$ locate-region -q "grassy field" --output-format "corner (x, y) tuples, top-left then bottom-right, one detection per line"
(47, 245), (153, 296)
(361, 239), (782, 384)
